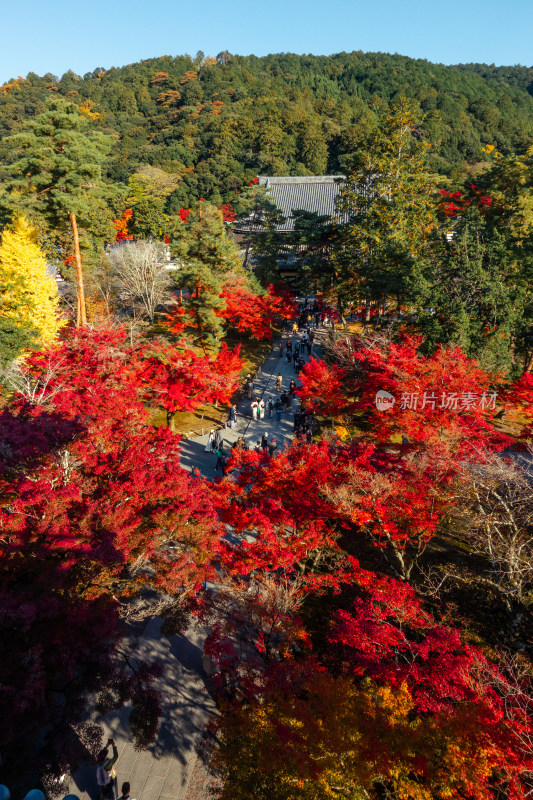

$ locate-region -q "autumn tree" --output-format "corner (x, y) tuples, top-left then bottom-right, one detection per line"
(0, 328), (219, 783)
(3, 96), (114, 326)
(0, 215), (65, 353)
(213, 576), (533, 800)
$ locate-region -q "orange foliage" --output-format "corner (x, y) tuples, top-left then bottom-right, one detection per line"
(180, 70), (198, 85)
(210, 100), (224, 115)
(113, 209), (134, 242)
(150, 71), (169, 85)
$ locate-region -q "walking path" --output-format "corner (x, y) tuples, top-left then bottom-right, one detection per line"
(179, 329), (316, 477)
(71, 327), (321, 800)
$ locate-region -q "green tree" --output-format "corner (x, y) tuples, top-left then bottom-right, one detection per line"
(170, 203), (243, 351)
(3, 97), (114, 326)
(414, 209), (530, 375)
(335, 99), (439, 316)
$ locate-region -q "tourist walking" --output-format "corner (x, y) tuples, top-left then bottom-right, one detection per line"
(205, 429), (215, 452)
(268, 398), (273, 418)
(261, 433), (269, 452)
(279, 340), (283, 356)
(228, 404), (237, 429)
(214, 429), (223, 449)
(246, 378), (253, 399)
(275, 399), (282, 421)
(259, 398), (265, 419)
(276, 373), (283, 392)
(268, 437), (277, 457)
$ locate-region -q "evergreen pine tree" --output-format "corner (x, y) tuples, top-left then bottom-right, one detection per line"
(3, 97), (114, 326)
(170, 203), (244, 351)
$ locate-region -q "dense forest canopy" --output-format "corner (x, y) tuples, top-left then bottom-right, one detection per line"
(1, 51), (533, 208)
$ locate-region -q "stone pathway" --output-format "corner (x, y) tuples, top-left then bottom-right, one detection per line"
(71, 620), (216, 800)
(179, 329), (316, 478)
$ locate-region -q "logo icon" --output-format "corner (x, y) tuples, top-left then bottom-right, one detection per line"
(375, 390), (395, 411)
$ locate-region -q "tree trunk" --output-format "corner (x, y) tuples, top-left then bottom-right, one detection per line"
(166, 409), (175, 431)
(70, 213), (87, 327)
(364, 298), (371, 325)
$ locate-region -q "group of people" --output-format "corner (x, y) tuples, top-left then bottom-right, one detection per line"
(294, 408), (315, 443)
(200, 325), (321, 475)
(280, 335), (313, 371)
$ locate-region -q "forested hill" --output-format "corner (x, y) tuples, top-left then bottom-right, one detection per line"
(2, 51), (533, 208)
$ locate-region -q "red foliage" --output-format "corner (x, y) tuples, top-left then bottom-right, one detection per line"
(178, 208), (191, 222)
(138, 339), (244, 420)
(296, 357), (348, 417)
(217, 203), (236, 222)
(439, 186), (494, 218)
(0, 328), (219, 757)
(217, 277), (297, 340)
(347, 334), (508, 460)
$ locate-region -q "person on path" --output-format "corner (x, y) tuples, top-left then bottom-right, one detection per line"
(294, 342), (300, 357)
(205, 429), (215, 453)
(215, 447), (226, 472)
(268, 398), (273, 418)
(292, 321), (298, 334)
(251, 399), (259, 419)
(214, 429), (223, 449)
(258, 398), (265, 419)
(255, 440), (262, 453)
(229, 405), (237, 429)
(280, 391), (289, 411)
(289, 379), (296, 396)
(306, 339), (312, 355)
(261, 433), (269, 452)
(275, 399), (282, 422)
(292, 351), (298, 370)
(246, 379), (253, 399)
(96, 739), (118, 800)
(268, 437), (277, 457)
(294, 411), (302, 432)
(286, 339), (292, 354)
(286, 349), (291, 365)
(279, 340), (283, 356)
(117, 783), (135, 800)
(276, 373), (283, 392)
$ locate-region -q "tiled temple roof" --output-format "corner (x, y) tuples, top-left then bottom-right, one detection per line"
(256, 175), (345, 231)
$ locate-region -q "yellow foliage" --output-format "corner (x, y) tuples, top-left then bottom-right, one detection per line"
(0, 216), (65, 344)
(79, 99), (102, 120)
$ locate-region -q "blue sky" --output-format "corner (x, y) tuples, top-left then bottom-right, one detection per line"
(1, 0), (532, 84)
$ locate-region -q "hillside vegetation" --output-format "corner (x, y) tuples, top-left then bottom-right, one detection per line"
(1, 51), (533, 208)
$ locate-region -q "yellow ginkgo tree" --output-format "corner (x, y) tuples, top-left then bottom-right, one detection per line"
(0, 215), (65, 346)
